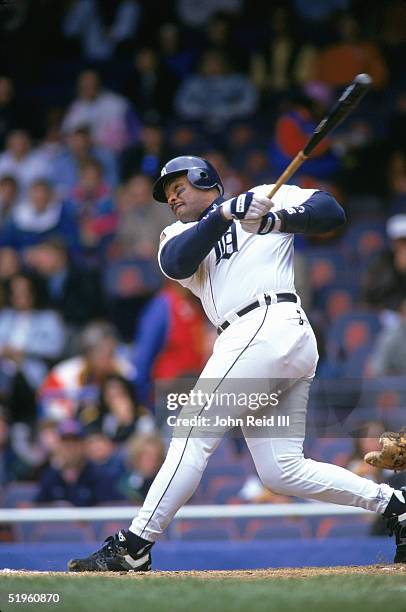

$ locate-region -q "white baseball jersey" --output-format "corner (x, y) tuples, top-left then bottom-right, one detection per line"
(158, 183), (316, 326)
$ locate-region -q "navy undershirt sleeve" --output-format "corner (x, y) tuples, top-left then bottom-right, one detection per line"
(277, 190), (346, 235)
(160, 205), (232, 279)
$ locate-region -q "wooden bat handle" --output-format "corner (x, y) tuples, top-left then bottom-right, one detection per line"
(267, 150), (308, 199)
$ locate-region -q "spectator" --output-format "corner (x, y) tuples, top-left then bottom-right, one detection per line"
(387, 149), (406, 214)
(250, 6), (316, 97)
(69, 158), (117, 259)
(0, 406), (29, 486)
(204, 150), (245, 198)
(202, 12), (247, 71)
(363, 214), (406, 311)
(28, 419), (61, 477)
(84, 429), (126, 480)
(50, 125), (118, 197)
(346, 422), (387, 482)
(175, 49), (258, 131)
(0, 272), (65, 423)
(124, 48), (177, 124)
(0, 130), (49, 195)
(25, 238), (106, 332)
(35, 419), (123, 506)
(0, 247), (20, 285)
(158, 22), (196, 81)
(119, 433), (165, 502)
(134, 281), (207, 406)
(63, 0), (141, 62)
(119, 124), (170, 182)
(176, 0), (242, 28)
(165, 124), (206, 158)
(0, 77), (25, 150)
(368, 299), (406, 376)
(115, 175), (172, 259)
(0, 175), (18, 227)
(99, 374), (155, 443)
(293, 0), (350, 26)
(62, 70), (141, 153)
(38, 321), (135, 422)
(0, 179), (81, 255)
(387, 91), (406, 156)
(315, 13), (388, 89)
(269, 89), (340, 182)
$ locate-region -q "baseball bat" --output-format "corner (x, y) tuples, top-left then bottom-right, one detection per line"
(267, 73), (372, 199)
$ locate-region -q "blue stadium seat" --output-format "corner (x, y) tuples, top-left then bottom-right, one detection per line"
(326, 311), (381, 365)
(307, 437), (353, 466)
(243, 518), (311, 540)
(205, 475), (246, 503)
(315, 284), (359, 321)
(316, 516), (373, 538)
(173, 519), (240, 541)
(305, 249), (347, 290)
(30, 523), (96, 542)
(98, 521), (131, 541)
(3, 482), (38, 507)
(103, 258), (162, 298)
(340, 220), (387, 267)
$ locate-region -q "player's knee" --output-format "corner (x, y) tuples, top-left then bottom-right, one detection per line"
(258, 453), (305, 495)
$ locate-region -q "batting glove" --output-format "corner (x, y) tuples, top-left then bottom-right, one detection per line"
(240, 212), (281, 235)
(221, 192), (274, 221)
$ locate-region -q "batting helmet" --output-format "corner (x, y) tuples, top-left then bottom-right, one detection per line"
(152, 156), (224, 203)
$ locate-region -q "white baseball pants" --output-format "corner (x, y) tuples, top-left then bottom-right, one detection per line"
(130, 301), (393, 541)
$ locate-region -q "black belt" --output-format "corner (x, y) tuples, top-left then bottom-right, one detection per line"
(217, 293), (298, 335)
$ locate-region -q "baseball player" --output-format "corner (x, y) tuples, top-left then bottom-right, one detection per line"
(69, 156), (406, 571)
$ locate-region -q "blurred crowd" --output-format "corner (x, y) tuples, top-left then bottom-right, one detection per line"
(0, 0), (405, 517)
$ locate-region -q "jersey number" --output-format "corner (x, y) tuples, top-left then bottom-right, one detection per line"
(215, 225), (238, 264)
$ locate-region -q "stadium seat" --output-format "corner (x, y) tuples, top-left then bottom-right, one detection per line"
(98, 521), (131, 541)
(3, 482), (39, 507)
(305, 250), (347, 290)
(316, 516), (373, 538)
(103, 258), (162, 298)
(315, 285), (359, 321)
(243, 518), (312, 540)
(200, 467), (247, 496)
(205, 475), (246, 503)
(326, 311), (381, 366)
(172, 519), (240, 541)
(30, 523), (96, 542)
(308, 438), (353, 466)
(340, 220), (387, 267)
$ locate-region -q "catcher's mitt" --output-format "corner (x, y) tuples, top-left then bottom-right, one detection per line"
(364, 431), (406, 470)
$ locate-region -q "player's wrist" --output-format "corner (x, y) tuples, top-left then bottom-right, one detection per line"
(221, 192), (256, 220)
(220, 200), (233, 220)
(257, 211), (280, 234)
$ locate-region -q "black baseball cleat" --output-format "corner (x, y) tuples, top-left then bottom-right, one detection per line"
(384, 490), (406, 563)
(386, 516), (406, 563)
(68, 530), (153, 572)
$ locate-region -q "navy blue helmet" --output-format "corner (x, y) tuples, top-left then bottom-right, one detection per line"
(152, 156), (224, 203)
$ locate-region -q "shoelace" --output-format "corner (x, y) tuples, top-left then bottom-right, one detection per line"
(101, 535), (122, 555)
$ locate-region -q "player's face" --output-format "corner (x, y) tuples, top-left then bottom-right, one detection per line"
(164, 175), (210, 223)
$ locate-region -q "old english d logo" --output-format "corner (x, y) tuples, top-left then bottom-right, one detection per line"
(215, 224), (238, 264)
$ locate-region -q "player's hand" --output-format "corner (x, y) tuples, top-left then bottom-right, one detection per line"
(221, 192), (274, 221)
(240, 212), (281, 235)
